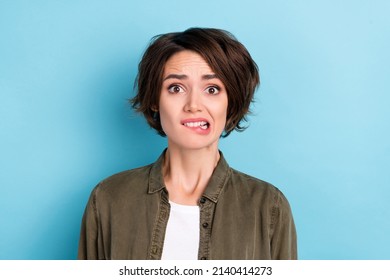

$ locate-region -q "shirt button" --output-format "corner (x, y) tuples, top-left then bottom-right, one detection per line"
(202, 222), (209, 228)
(199, 197), (206, 204)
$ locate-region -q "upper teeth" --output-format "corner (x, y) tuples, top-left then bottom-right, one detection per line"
(184, 121), (208, 128)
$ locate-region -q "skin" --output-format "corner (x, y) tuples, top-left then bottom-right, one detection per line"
(158, 50), (228, 205)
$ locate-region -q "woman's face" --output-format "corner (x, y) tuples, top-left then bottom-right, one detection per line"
(159, 50), (228, 151)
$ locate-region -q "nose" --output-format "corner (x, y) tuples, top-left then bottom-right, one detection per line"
(184, 90), (202, 113)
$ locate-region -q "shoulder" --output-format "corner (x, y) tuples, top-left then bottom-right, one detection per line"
(100, 163), (152, 188)
(229, 168), (291, 210)
(230, 168), (280, 194)
(91, 163), (153, 203)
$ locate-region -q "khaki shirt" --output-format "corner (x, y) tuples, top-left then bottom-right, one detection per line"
(78, 151), (297, 260)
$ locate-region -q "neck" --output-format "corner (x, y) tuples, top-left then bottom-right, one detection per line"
(163, 145), (220, 205)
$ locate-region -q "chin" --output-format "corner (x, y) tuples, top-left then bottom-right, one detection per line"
(169, 137), (219, 151)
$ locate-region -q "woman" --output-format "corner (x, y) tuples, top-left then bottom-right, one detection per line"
(78, 27), (297, 260)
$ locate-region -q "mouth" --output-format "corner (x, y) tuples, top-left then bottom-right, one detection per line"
(182, 120), (210, 130)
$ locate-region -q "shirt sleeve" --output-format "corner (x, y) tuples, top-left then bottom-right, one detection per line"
(78, 187), (100, 260)
(270, 190), (298, 260)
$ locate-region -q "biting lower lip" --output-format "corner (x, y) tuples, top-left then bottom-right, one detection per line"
(182, 121), (210, 130)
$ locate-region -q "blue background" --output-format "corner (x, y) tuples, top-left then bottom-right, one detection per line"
(1, 0), (389, 260)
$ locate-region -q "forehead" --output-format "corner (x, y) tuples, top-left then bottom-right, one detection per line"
(163, 50), (214, 75)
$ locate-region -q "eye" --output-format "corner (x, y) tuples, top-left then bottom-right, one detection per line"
(168, 84), (184, 94)
(205, 86), (220, 95)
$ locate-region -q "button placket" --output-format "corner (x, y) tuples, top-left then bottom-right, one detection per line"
(198, 197), (215, 260)
(148, 190), (170, 260)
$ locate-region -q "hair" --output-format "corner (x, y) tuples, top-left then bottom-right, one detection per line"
(131, 27), (260, 137)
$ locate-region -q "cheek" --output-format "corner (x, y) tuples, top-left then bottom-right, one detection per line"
(158, 97), (169, 122)
(219, 97), (229, 121)
(158, 109), (170, 131)
(158, 101), (179, 133)
(157, 99), (166, 128)
(211, 101), (228, 128)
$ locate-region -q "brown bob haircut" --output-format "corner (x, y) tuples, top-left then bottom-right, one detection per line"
(131, 27), (260, 137)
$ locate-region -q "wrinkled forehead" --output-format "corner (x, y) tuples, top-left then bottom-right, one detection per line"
(163, 50), (216, 78)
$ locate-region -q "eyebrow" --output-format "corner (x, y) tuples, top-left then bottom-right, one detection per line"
(163, 74), (187, 81)
(163, 73), (219, 81)
(202, 74), (218, 80)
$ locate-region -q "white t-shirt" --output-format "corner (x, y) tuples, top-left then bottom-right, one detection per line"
(161, 201), (200, 260)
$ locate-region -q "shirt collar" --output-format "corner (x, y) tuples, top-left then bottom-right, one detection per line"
(148, 149), (231, 203)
